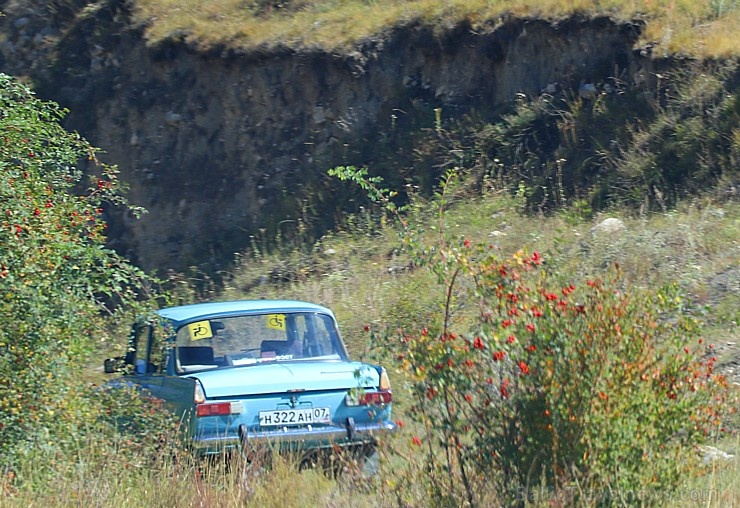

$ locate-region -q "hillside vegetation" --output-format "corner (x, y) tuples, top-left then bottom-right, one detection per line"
(2, 0), (739, 505)
(129, 0), (740, 57)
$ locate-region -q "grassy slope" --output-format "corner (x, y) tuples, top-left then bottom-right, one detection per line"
(219, 190), (739, 378)
(210, 190), (740, 506)
(5, 1), (739, 506)
(6, 190), (738, 506)
(132, 0), (740, 58)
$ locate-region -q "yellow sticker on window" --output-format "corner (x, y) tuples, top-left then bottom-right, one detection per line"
(187, 321), (213, 341)
(266, 314), (286, 331)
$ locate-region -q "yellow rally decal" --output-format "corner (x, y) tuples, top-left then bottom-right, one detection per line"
(187, 321), (213, 341)
(266, 314), (286, 331)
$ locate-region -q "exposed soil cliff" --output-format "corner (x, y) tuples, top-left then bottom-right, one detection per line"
(0, 0), (658, 273)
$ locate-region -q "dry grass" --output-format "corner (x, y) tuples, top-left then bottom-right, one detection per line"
(132, 0), (740, 58)
(216, 190), (739, 361)
(6, 160), (736, 506)
(3, 191), (737, 506)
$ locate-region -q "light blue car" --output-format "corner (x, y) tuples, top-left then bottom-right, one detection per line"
(105, 300), (396, 459)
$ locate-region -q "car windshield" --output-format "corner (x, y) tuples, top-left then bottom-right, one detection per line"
(174, 311), (346, 373)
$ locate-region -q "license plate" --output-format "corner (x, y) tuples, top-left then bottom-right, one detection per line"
(259, 407), (331, 426)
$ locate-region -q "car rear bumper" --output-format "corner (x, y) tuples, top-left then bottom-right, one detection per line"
(191, 418), (397, 455)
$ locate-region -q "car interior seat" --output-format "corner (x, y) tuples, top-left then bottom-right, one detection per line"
(179, 346), (215, 365)
(260, 340), (289, 356)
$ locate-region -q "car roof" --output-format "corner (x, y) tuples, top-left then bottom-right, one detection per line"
(156, 300), (334, 326)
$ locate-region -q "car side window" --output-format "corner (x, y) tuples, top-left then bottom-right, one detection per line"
(148, 324), (165, 373)
(130, 323), (164, 374)
(296, 314), (337, 358)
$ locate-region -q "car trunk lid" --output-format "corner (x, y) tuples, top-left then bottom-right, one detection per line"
(188, 360), (378, 399)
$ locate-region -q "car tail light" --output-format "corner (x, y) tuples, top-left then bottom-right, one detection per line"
(193, 379), (206, 404)
(345, 367), (393, 406)
(193, 380), (243, 416)
(196, 402), (232, 417)
(358, 391), (392, 405)
(379, 368), (391, 391)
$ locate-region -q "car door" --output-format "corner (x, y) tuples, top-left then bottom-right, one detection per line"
(126, 322), (165, 396)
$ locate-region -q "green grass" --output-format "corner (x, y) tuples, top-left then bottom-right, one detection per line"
(2, 187), (738, 506)
(131, 0), (740, 58)
(216, 192), (739, 359)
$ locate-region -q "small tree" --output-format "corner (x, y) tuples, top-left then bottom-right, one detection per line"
(0, 74), (159, 462)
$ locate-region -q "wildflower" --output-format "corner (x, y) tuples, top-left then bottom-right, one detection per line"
(526, 344), (536, 352)
(463, 239), (471, 248)
(473, 337), (485, 350)
(395, 419), (404, 428)
(531, 251), (542, 265)
(500, 379), (510, 399)
(501, 319), (513, 328)
(363, 325), (370, 332)
(526, 323), (535, 333)
(493, 351), (506, 362)
(532, 308), (543, 318)
(507, 335), (516, 344)
(411, 436), (422, 446)
(518, 361), (530, 374)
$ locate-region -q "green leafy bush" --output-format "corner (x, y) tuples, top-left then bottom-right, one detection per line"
(397, 253), (731, 504)
(332, 165), (735, 506)
(0, 74), (174, 475)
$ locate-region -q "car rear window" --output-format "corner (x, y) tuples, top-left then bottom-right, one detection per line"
(174, 312), (345, 373)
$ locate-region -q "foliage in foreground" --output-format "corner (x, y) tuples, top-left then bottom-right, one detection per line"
(333, 166), (736, 505)
(0, 74), (174, 475)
